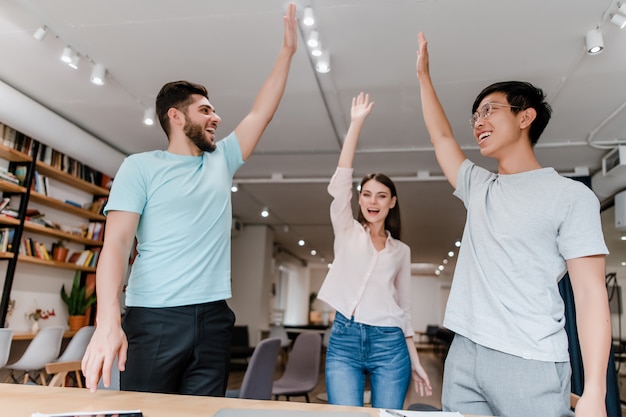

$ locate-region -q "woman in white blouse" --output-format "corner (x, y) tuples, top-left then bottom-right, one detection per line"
(317, 92), (432, 409)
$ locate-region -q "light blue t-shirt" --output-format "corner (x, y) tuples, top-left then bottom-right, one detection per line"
(443, 159), (608, 362)
(104, 132), (244, 307)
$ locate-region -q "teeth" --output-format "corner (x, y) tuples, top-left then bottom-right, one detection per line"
(479, 132), (491, 140)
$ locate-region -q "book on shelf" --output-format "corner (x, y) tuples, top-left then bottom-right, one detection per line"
(74, 249), (91, 266)
(39, 243), (50, 260)
(3, 126), (16, 148)
(88, 197), (108, 215)
(0, 228), (14, 252)
(33, 171), (48, 195)
(0, 197), (11, 212)
(67, 251), (81, 264)
(86, 222), (104, 241)
(64, 200), (82, 208)
(0, 169), (19, 184)
(89, 247), (101, 268)
(1, 206), (20, 218)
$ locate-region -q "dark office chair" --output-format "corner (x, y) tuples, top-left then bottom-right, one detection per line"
(272, 332), (322, 402)
(226, 337), (282, 400)
(230, 325), (255, 368)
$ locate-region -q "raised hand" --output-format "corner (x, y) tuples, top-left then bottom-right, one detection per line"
(283, 3), (297, 56)
(351, 92), (375, 123)
(416, 32), (430, 80)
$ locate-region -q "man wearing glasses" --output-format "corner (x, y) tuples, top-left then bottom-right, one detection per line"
(416, 33), (610, 417)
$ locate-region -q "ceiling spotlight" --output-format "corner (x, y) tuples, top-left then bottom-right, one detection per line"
(310, 249), (317, 256)
(90, 63), (106, 85)
(303, 6), (315, 26)
(585, 28), (604, 55)
(611, 13), (626, 29)
(435, 270), (441, 276)
(33, 26), (47, 41)
(61, 46), (73, 63)
(307, 30), (319, 48)
(231, 183), (238, 192)
(261, 208), (269, 218)
(438, 265), (444, 271)
(315, 50), (330, 73)
(448, 251), (455, 257)
(143, 107), (155, 126)
(68, 53), (80, 70)
(298, 239), (305, 246)
(455, 240), (461, 247)
(311, 45), (322, 57)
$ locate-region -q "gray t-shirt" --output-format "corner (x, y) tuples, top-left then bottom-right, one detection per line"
(443, 159), (608, 362)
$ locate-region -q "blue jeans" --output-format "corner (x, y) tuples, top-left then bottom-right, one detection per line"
(325, 312), (410, 409)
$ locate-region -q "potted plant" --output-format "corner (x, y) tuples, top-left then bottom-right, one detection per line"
(52, 239), (69, 262)
(60, 271), (96, 331)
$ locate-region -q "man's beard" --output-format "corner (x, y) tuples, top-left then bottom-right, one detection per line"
(184, 119), (216, 153)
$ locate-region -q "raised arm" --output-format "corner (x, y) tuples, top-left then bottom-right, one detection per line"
(234, 2), (297, 160)
(338, 92), (375, 168)
(416, 32), (465, 188)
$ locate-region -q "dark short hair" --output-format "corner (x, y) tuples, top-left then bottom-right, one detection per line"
(356, 173), (402, 240)
(472, 81), (552, 145)
(156, 81), (209, 136)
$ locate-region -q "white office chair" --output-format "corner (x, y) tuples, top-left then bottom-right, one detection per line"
(51, 325), (95, 387)
(0, 328), (13, 368)
(56, 325), (95, 362)
(3, 326), (64, 385)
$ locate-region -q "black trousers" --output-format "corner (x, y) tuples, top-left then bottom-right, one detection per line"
(120, 300), (235, 396)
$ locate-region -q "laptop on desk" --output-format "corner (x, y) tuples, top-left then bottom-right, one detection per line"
(214, 409), (371, 417)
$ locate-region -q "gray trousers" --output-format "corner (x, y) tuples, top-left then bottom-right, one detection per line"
(442, 334), (573, 417)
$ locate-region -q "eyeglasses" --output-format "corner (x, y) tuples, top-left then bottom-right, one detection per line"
(469, 102), (522, 127)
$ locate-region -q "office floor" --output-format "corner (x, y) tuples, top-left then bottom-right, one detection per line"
(227, 347), (444, 410)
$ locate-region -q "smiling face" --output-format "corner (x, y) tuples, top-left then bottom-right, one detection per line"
(472, 92), (526, 159)
(358, 178), (397, 227)
(182, 95), (222, 153)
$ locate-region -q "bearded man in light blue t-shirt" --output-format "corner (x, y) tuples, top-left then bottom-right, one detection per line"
(81, 3), (298, 397)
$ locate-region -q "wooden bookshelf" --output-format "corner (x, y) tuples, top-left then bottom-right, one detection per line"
(28, 192), (106, 221)
(35, 161), (109, 196)
(0, 215), (103, 246)
(0, 136), (108, 326)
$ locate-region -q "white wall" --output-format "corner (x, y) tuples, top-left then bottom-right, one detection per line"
(279, 262), (310, 326)
(410, 274), (452, 333)
(229, 224), (274, 345)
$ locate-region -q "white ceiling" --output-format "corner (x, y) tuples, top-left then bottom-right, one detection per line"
(0, 0), (625, 276)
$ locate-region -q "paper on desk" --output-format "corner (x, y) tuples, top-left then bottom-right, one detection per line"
(31, 410), (143, 417)
(379, 409), (463, 417)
